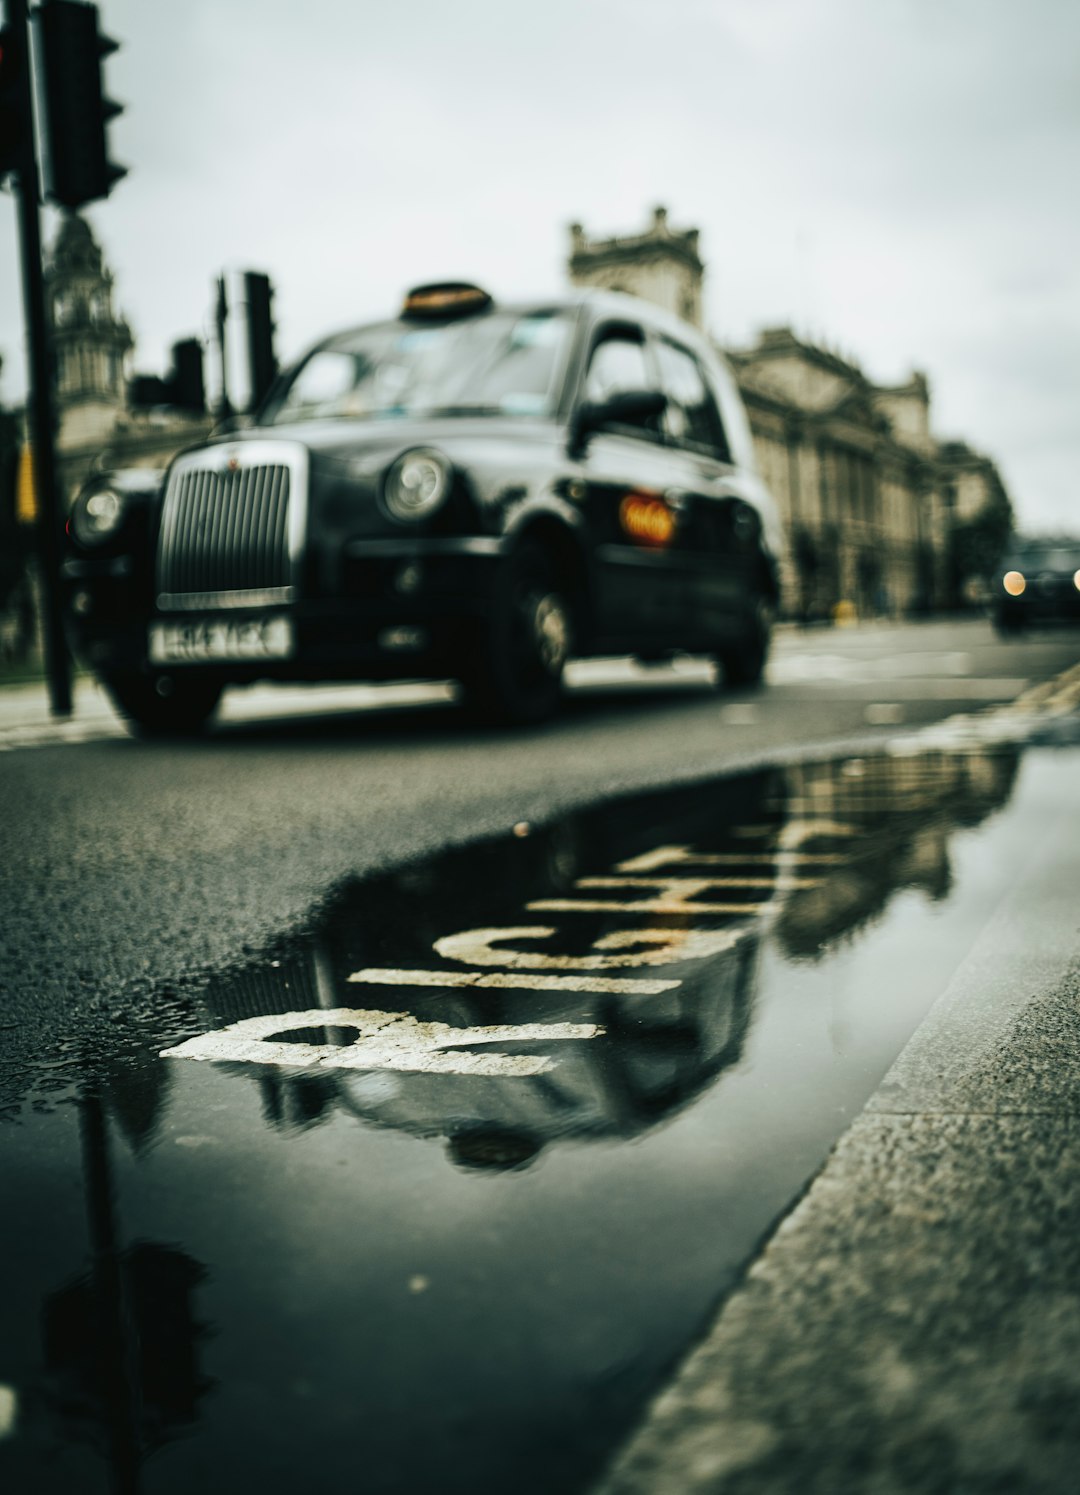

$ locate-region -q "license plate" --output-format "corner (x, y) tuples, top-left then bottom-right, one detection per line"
(149, 615), (294, 664)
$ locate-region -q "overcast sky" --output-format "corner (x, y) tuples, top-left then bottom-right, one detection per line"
(1, 0), (1078, 530)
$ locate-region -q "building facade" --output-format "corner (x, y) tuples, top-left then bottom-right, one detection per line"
(568, 210), (1012, 616)
(45, 213), (212, 502)
(569, 207), (705, 330)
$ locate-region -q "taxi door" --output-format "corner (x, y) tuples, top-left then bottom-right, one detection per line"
(648, 335), (759, 647)
(574, 324), (696, 649)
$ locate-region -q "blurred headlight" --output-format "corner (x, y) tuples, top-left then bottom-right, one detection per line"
(1073, 570), (1080, 592)
(71, 485), (125, 546)
(382, 449), (450, 522)
(1002, 570), (1026, 597)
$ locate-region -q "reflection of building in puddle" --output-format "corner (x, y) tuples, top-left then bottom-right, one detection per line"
(772, 747), (1020, 960)
(172, 747), (1020, 1169)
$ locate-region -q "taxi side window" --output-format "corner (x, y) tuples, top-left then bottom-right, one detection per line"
(655, 339), (731, 461)
(583, 329), (662, 439)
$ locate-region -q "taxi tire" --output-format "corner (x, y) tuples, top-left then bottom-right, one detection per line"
(716, 594), (773, 688)
(104, 671), (223, 738)
(460, 542), (571, 725)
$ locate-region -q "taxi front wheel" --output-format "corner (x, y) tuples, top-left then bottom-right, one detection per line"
(716, 595), (773, 688)
(104, 671), (223, 738)
(459, 543), (572, 725)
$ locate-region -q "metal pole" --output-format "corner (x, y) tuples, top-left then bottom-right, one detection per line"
(214, 273), (231, 420)
(78, 1086), (143, 1495)
(6, 0), (71, 715)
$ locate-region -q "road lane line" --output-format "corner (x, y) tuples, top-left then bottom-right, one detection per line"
(348, 968), (681, 995)
(529, 898), (772, 915)
(435, 925), (752, 968)
(161, 1007), (603, 1077)
(577, 874), (825, 891)
(616, 846), (849, 871)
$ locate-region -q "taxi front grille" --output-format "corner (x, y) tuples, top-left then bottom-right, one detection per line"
(156, 460), (295, 610)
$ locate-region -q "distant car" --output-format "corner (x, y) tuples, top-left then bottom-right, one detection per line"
(994, 538), (1080, 635)
(63, 283), (782, 734)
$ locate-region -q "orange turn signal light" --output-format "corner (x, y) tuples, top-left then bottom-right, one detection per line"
(620, 493), (676, 548)
(1002, 570), (1026, 597)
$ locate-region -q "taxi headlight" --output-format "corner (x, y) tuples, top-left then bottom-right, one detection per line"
(71, 485), (126, 547)
(382, 449), (450, 522)
(1002, 570), (1026, 597)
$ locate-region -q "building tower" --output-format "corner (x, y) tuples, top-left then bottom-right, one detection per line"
(567, 206), (705, 327)
(46, 213), (133, 453)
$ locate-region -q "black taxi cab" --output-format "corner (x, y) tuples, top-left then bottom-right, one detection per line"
(994, 537), (1080, 634)
(63, 283), (783, 733)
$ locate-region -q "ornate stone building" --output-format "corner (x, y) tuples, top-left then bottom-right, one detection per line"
(569, 207), (705, 329)
(48, 213), (133, 455)
(729, 330), (950, 616)
(568, 209), (1012, 616)
(45, 213), (212, 501)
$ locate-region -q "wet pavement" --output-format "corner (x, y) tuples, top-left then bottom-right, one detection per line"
(5, 731), (1076, 1493)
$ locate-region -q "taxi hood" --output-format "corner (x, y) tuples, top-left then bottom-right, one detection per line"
(216, 413), (563, 466)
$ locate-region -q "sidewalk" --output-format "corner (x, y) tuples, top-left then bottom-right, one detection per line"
(596, 767), (1080, 1493)
(0, 675), (123, 749)
(0, 674), (459, 749)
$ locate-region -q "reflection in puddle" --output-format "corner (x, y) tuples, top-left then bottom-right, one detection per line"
(0, 743), (1030, 1494)
(164, 745), (1019, 1167)
(15, 1088), (212, 1495)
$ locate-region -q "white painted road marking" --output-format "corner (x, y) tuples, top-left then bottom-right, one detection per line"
(434, 925), (752, 969)
(865, 703), (904, 725)
(578, 874), (825, 891)
(530, 897), (771, 915)
(349, 968), (681, 995)
(528, 871), (787, 915)
(162, 815), (861, 1082)
(161, 1007), (603, 1077)
(616, 845), (849, 871)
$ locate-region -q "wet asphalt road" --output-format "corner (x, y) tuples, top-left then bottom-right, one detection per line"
(1, 618), (1077, 1035)
(2, 618), (1080, 1492)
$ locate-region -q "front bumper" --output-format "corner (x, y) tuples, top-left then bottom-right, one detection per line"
(64, 536), (508, 682)
(997, 586), (1080, 627)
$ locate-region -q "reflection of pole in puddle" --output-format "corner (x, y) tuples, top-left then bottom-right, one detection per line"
(78, 1086), (141, 1495)
(40, 1085), (210, 1494)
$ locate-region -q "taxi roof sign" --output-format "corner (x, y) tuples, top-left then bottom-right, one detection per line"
(402, 282), (493, 320)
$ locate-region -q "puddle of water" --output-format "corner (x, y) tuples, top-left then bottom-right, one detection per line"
(3, 741), (1073, 1495)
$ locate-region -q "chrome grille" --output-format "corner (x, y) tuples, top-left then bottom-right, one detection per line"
(156, 444), (307, 610)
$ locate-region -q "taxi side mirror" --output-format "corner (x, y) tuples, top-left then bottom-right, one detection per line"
(571, 388), (667, 453)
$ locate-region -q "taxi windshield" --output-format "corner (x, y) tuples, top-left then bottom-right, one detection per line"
(265, 309), (571, 426)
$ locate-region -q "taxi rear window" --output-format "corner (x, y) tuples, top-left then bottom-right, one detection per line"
(266, 310), (571, 426)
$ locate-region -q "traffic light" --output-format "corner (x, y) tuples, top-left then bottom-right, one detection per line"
(169, 338), (206, 414)
(0, 23), (29, 181)
(34, 1), (127, 209)
(244, 271), (277, 410)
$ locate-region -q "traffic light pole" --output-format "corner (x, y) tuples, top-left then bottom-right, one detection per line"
(5, 0), (72, 716)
